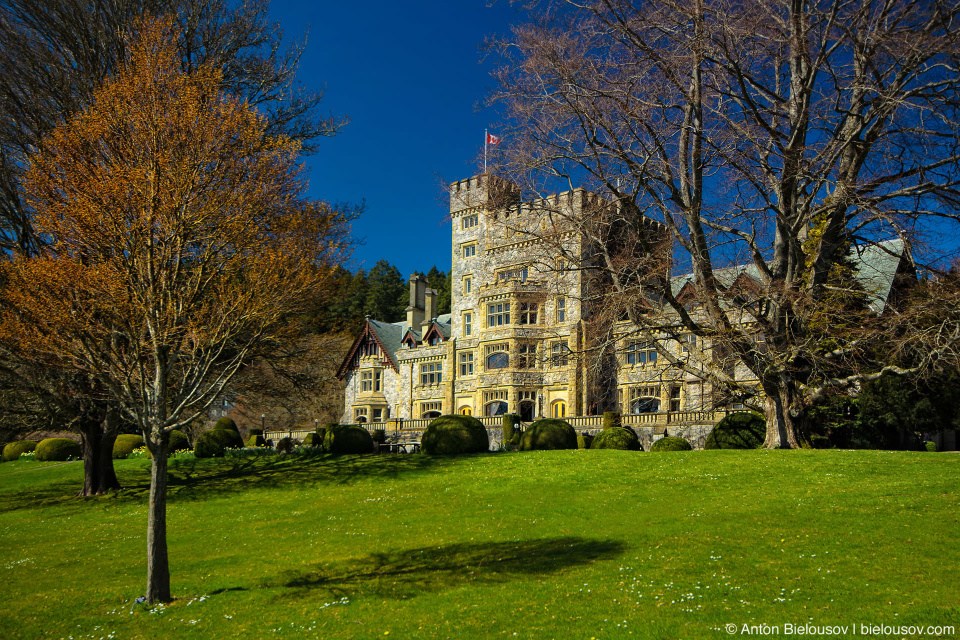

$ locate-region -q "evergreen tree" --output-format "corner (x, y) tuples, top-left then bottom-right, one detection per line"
(365, 261), (406, 322)
(426, 265), (451, 316)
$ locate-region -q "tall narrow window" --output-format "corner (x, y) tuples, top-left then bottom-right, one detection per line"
(463, 312), (472, 336)
(669, 386), (681, 412)
(459, 352), (474, 376)
(374, 370), (382, 392)
(360, 371), (372, 392)
(557, 297), (566, 323)
(551, 342), (569, 367)
(518, 302), (538, 325)
(517, 343), (537, 369)
(681, 333), (697, 353)
(463, 276), (472, 294)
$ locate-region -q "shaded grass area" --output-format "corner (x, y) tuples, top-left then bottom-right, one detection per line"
(1, 450), (958, 640)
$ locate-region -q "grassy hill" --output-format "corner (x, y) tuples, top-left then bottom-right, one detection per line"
(0, 449), (957, 639)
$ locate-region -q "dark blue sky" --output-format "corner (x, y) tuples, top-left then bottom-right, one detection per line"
(268, 0), (527, 278)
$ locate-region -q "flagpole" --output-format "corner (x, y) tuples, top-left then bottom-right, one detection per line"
(484, 129), (488, 174)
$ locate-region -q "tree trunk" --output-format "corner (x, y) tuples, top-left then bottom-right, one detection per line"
(78, 413), (121, 496)
(145, 428), (170, 603)
(762, 376), (809, 449)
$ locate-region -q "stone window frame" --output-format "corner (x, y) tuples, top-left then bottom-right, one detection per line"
(462, 274), (472, 294)
(459, 351), (474, 376)
(556, 296), (566, 323)
(517, 342), (538, 369)
(419, 361), (443, 386)
(550, 341), (570, 367)
(517, 301), (538, 325)
(487, 301), (511, 327)
(462, 311), (473, 336)
(624, 340), (658, 366)
(461, 242), (477, 258)
(462, 214), (479, 229)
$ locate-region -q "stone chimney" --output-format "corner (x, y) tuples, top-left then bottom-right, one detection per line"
(424, 288), (437, 322)
(406, 274), (427, 328)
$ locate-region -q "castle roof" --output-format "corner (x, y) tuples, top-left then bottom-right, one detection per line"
(670, 238), (909, 312)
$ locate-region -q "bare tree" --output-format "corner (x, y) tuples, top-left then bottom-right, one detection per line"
(490, 0), (960, 447)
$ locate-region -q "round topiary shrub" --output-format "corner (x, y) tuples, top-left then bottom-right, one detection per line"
(3, 440), (39, 462)
(246, 434), (266, 447)
(169, 430), (190, 452)
(421, 415), (489, 455)
(704, 412), (766, 450)
(35, 438), (82, 461)
(145, 430), (191, 458)
(519, 419), (577, 451)
(213, 416), (239, 432)
(371, 428), (386, 444)
(650, 436), (693, 452)
(925, 440), (938, 452)
(276, 436), (296, 454)
(577, 433), (593, 449)
(302, 432), (323, 447)
(591, 426), (643, 451)
(113, 434), (145, 459)
(194, 428), (244, 458)
(322, 425), (374, 455)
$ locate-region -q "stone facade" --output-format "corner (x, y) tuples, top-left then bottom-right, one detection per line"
(338, 173), (911, 434)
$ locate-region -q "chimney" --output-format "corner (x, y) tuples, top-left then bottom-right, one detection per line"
(406, 274), (426, 328)
(424, 288), (437, 322)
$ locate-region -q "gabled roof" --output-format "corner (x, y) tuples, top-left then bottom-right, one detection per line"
(670, 238), (909, 312)
(336, 318), (405, 379)
(422, 317), (452, 343)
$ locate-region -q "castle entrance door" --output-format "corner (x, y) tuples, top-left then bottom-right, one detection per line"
(519, 401), (534, 422)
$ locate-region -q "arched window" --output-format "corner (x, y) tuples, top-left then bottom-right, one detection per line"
(459, 406), (472, 416)
(551, 400), (567, 418)
(486, 352), (509, 369)
(485, 401), (508, 416)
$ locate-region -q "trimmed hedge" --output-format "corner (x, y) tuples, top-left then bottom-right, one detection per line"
(246, 434), (266, 448)
(276, 436), (296, 454)
(302, 433), (323, 447)
(214, 417), (239, 432)
(146, 430), (191, 458)
(371, 428), (386, 444)
(2, 440), (39, 462)
(35, 438), (82, 461)
(519, 419), (577, 451)
(421, 415), (489, 455)
(577, 433), (593, 449)
(925, 440), (938, 452)
(650, 436), (693, 452)
(591, 426), (643, 451)
(194, 428), (244, 458)
(113, 434), (145, 459)
(322, 425), (374, 455)
(602, 411), (621, 430)
(704, 412), (765, 450)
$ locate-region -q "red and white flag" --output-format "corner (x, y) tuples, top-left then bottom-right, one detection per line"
(486, 132), (500, 145)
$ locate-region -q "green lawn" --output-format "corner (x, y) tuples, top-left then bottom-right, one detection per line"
(1, 450), (957, 639)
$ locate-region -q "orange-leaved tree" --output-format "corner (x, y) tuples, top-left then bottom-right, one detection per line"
(0, 16), (352, 603)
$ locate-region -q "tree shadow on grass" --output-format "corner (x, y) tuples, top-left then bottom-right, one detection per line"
(261, 537), (627, 601)
(0, 453), (454, 513)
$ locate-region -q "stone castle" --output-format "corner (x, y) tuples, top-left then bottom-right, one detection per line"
(337, 173), (909, 442)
